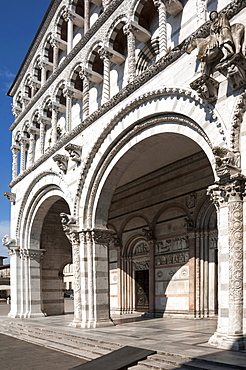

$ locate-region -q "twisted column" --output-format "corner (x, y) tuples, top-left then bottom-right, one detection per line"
(79, 69), (90, 118)
(123, 23), (136, 82)
(154, 0), (167, 57)
(20, 138), (27, 173)
(99, 48), (111, 104)
(38, 118), (45, 155)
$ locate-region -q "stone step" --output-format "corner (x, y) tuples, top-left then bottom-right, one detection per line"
(0, 322), (120, 361)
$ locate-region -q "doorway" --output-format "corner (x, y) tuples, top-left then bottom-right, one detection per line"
(135, 270), (149, 312)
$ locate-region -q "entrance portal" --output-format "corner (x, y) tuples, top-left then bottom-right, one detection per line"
(135, 270), (149, 312)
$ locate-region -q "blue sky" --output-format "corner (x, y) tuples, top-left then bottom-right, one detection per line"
(0, 1), (51, 261)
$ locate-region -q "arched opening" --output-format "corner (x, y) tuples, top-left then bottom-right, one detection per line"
(94, 131), (217, 319)
(39, 198), (72, 316)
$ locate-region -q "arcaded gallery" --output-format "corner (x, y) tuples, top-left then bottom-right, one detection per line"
(3, 0), (246, 351)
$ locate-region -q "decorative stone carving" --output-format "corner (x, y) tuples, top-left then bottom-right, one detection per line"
(186, 192), (197, 209)
(190, 74), (219, 102)
(133, 241), (150, 255)
(133, 260), (150, 270)
(65, 143), (82, 163)
(212, 146), (240, 179)
(2, 235), (17, 248)
(156, 236), (188, 254)
(3, 192), (16, 204)
(60, 213), (78, 236)
(216, 53), (246, 90)
(53, 154), (68, 173)
(102, 0), (112, 9)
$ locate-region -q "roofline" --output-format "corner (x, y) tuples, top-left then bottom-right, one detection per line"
(7, 0), (61, 97)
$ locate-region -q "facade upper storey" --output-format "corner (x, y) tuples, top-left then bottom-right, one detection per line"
(8, 0), (233, 183)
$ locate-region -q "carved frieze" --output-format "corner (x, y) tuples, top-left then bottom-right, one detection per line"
(133, 241), (150, 255)
(156, 251), (189, 266)
(156, 236), (188, 254)
(132, 260), (150, 270)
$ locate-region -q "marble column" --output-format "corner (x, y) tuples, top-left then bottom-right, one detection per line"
(208, 176), (245, 350)
(148, 238), (155, 316)
(11, 146), (19, 180)
(38, 59), (47, 85)
(63, 86), (74, 132)
(196, 0), (207, 26)
(84, 0), (90, 34)
(79, 69), (90, 118)
(51, 38), (60, 70)
(50, 103), (59, 145)
(27, 127), (36, 168)
(38, 118), (45, 155)
(82, 229), (114, 328)
(188, 231), (196, 315)
(99, 48), (111, 104)
(60, 214), (82, 326)
(25, 249), (45, 318)
(154, 0), (167, 57)
(7, 248), (21, 318)
(20, 138), (27, 173)
(123, 23), (136, 82)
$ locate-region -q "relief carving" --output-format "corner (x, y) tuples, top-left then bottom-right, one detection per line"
(212, 146), (240, 179)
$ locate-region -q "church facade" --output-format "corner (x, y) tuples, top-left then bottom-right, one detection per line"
(3, 0), (246, 351)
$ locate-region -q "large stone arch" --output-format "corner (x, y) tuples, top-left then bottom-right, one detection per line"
(74, 88), (227, 225)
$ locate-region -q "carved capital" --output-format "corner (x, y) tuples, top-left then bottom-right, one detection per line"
(53, 154), (68, 173)
(63, 86), (74, 98)
(65, 143), (82, 163)
(123, 23), (136, 36)
(216, 53), (246, 90)
(3, 192), (16, 204)
(98, 47), (112, 61)
(190, 74), (219, 103)
(60, 213), (79, 245)
(92, 228), (115, 244)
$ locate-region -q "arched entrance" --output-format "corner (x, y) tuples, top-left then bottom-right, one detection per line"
(40, 198), (72, 315)
(106, 133), (217, 318)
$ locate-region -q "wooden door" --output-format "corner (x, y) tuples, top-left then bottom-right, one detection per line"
(135, 270), (149, 312)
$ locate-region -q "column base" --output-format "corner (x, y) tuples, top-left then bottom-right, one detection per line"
(209, 331), (245, 351)
(69, 319), (82, 328)
(81, 318), (115, 328)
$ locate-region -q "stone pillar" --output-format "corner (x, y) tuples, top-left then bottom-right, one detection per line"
(154, 0), (167, 57)
(51, 39), (60, 70)
(82, 229), (114, 328)
(7, 248), (21, 318)
(84, 0), (90, 34)
(27, 128), (36, 168)
(196, 0), (207, 26)
(67, 15), (74, 54)
(123, 23), (136, 82)
(188, 230), (196, 315)
(195, 231), (201, 318)
(63, 87), (74, 132)
(20, 138), (27, 173)
(79, 69), (90, 118)
(38, 118), (45, 155)
(11, 146), (19, 180)
(25, 249), (45, 318)
(50, 103), (59, 145)
(148, 238), (155, 316)
(208, 175), (245, 350)
(99, 48), (111, 104)
(60, 213), (82, 326)
(38, 59), (47, 85)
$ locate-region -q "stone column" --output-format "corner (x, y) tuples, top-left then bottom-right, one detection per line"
(154, 0), (167, 57)
(188, 230), (196, 315)
(60, 214), (82, 326)
(82, 229), (114, 328)
(63, 9), (75, 54)
(11, 146), (19, 180)
(38, 59), (47, 85)
(148, 238), (155, 316)
(195, 231), (201, 318)
(25, 249), (45, 318)
(27, 127), (36, 168)
(123, 23), (136, 82)
(79, 69), (90, 118)
(208, 176), (245, 350)
(7, 248), (21, 318)
(196, 0), (207, 26)
(84, 0), (90, 34)
(63, 86), (74, 132)
(20, 138), (27, 173)
(50, 103), (59, 145)
(99, 48), (111, 104)
(38, 118), (45, 155)
(51, 38), (60, 70)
